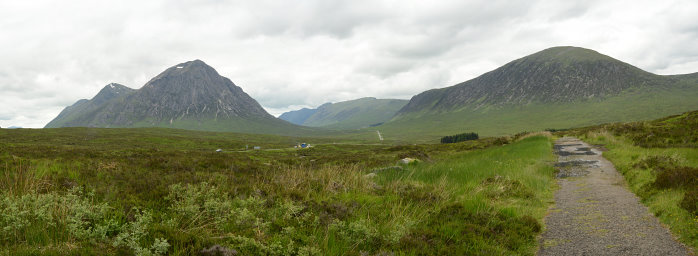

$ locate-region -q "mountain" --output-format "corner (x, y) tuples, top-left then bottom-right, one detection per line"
(279, 97), (408, 130)
(399, 47), (668, 113)
(46, 60), (314, 135)
(278, 107), (318, 125)
(45, 83), (135, 128)
(380, 46), (698, 141)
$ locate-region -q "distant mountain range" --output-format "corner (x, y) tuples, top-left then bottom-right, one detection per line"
(278, 107), (319, 126)
(45, 46), (698, 141)
(380, 46), (698, 140)
(279, 97), (408, 130)
(45, 60), (314, 135)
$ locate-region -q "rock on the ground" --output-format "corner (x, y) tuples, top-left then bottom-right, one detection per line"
(200, 244), (237, 256)
(398, 158), (418, 165)
(364, 173), (377, 179)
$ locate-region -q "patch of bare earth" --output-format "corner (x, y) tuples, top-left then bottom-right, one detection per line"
(537, 137), (691, 256)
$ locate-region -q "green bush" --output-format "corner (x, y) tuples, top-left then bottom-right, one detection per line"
(607, 111), (698, 148)
(165, 182), (232, 231)
(440, 132), (479, 144)
(400, 203), (541, 255)
(113, 210), (170, 256)
(0, 188), (169, 256)
(681, 188), (698, 216)
(654, 166), (698, 189)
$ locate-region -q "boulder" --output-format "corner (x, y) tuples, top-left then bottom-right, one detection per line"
(398, 157), (418, 165)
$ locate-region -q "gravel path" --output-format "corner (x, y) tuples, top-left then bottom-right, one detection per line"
(537, 137), (691, 256)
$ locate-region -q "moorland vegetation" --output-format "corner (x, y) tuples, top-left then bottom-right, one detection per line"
(1, 127), (555, 255)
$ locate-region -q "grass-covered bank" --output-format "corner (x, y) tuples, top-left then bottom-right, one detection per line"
(379, 135), (557, 254)
(569, 111), (698, 250)
(1, 127), (555, 255)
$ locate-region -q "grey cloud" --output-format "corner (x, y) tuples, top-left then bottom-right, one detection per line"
(545, 1), (597, 21)
(227, 0), (388, 38)
(413, 0), (533, 29)
(385, 30), (462, 59)
(355, 58), (417, 78)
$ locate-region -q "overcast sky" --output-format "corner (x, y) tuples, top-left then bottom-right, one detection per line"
(1, 0), (697, 128)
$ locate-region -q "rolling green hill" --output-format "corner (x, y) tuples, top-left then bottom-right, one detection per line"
(377, 46), (698, 142)
(277, 107), (317, 125)
(280, 97), (408, 130)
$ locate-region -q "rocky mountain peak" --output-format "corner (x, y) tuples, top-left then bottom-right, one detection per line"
(46, 59), (293, 133)
(91, 83), (134, 106)
(144, 60), (222, 88)
(524, 46), (614, 63)
(120, 59), (273, 122)
(170, 59), (214, 73)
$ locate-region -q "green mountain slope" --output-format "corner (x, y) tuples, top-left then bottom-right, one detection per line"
(280, 97), (408, 130)
(378, 46), (698, 141)
(45, 60), (321, 136)
(278, 107), (318, 125)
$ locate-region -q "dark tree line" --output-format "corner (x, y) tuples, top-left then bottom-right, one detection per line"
(440, 132), (479, 144)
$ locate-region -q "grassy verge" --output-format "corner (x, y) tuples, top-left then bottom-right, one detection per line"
(0, 128), (555, 255)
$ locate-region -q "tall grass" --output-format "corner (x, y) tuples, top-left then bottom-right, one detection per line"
(378, 135), (556, 254)
(1, 157), (51, 196)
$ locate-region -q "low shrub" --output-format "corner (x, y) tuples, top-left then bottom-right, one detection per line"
(654, 166), (698, 189)
(633, 155), (683, 171)
(632, 155), (697, 189)
(400, 203), (541, 255)
(480, 175), (534, 199)
(606, 111), (698, 148)
(680, 188), (698, 216)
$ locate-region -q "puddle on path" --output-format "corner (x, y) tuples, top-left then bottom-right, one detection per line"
(554, 144), (598, 156)
(555, 160), (599, 178)
(555, 160), (599, 168)
(557, 151), (597, 156)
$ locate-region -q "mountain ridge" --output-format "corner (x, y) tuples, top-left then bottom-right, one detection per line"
(279, 97), (408, 130)
(397, 46), (671, 115)
(278, 108), (317, 125)
(379, 46), (698, 141)
(45, 83), (135, 128)
(46, 60), (315, 135)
